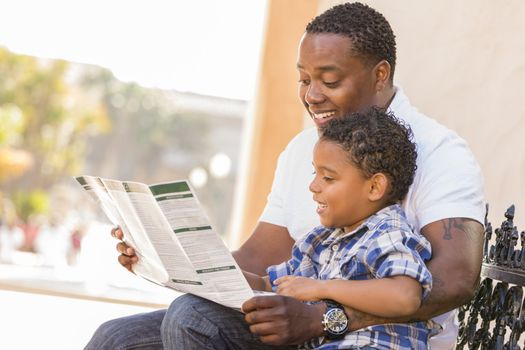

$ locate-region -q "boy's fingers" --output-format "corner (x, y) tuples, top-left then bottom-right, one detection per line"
(274, 276), (292, 285)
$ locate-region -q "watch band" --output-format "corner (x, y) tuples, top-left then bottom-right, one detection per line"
(324, 299), (343, 309)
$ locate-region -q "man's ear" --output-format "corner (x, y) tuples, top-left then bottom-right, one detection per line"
(373, 60), (391, 92)
(368, 173), (389, 202)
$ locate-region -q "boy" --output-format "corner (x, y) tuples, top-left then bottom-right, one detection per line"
(244, 107), (434, 349)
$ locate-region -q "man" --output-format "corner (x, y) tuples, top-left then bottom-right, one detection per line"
(87, 2), (485, 349)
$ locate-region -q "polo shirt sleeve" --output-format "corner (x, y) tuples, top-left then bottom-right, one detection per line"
(409, 132), (485, 229)
(266, 261), (292, 292)
(258, 147), (289, 227)
(364, 228), (433, 300)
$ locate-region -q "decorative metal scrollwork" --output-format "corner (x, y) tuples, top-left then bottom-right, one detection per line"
(456, 205), (525, 349)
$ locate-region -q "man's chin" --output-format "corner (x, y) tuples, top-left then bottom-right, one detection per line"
(313, 116), (336, 128)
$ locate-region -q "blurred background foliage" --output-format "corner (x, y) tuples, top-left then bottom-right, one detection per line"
(0, 47), (110, 225)
(0, 47), (245, 245)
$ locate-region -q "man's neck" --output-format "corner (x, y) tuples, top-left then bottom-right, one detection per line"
(378, 86), (396, 110)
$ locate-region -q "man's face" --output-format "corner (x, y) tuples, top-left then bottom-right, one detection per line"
(309, 140), (372, 233)
(297, 33), (379, 128)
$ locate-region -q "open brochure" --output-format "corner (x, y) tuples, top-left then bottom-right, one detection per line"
(75, 175), (261, 309)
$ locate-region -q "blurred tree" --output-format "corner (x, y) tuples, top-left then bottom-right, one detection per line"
(78, 66), (211, 183)
(0, 48), (241, 236)
(0, 48), (110, 222)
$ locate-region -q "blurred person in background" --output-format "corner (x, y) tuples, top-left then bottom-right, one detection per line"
(0, 216), (24, 264)
(86, 2), (485, 349)
(68, 223), (86, 266)
(34, 216), (70, 269)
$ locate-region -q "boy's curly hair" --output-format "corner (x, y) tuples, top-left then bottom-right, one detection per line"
(319, 107), (417, 203)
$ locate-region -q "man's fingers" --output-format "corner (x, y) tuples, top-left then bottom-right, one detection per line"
(248, 319), (290, 345)
(249, 321), (277, 336)
(244, 298), (288, 326)
(111, 226), (124, 239)
(243, 295), (283, 313)
(116, 242), (135, 256)
(258, 334), (287, 346)
(118, 255), (132, 270)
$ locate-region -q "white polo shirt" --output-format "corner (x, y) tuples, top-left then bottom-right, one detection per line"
(259, 86), (485, 349)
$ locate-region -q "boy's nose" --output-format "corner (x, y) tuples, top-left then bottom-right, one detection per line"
(309, 179), (319, 193)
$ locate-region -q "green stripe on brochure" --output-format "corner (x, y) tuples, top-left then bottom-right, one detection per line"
(174, 226), (212, 234)
(171, 279), (203, 285)
(76, 177), (87, 185)
(150, 181), (190, 196)
(156, 193), (193, 201)
(196, 266), (237, 274)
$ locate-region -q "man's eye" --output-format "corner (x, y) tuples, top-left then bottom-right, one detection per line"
(298, 79), (310, 86)
(324, 81), (340, 88)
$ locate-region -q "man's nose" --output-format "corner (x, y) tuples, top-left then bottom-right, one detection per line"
(305, 83), (324, 105)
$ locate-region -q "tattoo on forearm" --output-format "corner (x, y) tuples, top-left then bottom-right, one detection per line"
(441, 218), (467, 240)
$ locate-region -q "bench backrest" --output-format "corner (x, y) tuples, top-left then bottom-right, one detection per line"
(456, 205), (525, 349)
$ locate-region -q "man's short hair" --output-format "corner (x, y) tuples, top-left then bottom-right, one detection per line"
(319, 107), (417, 203)
(306, 2), (397, 82)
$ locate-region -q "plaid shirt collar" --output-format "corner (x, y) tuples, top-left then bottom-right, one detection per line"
(319, 204), (407, 246)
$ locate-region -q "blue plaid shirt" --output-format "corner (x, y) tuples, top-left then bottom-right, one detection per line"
(267, 204), (433, 350)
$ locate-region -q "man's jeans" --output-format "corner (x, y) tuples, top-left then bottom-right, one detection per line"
(84, 294), (296, 350)
(84, 308), (165, 350)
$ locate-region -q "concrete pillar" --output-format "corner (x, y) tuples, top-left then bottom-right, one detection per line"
(230, 0), (319, 247)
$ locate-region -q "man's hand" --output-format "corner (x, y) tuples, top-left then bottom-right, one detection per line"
(111, 227), (138, 272)
(274, 276), (322, 302)
(242, 295), (325, 346)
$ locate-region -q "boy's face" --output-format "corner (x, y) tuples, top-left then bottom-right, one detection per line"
(309, 139), (374, 233)
(297, 33), (379, 129)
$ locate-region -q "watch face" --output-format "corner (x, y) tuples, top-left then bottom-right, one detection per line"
(324, 308), (348, 335)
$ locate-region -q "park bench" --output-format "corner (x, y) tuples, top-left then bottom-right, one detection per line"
(455, 205), (525, 349)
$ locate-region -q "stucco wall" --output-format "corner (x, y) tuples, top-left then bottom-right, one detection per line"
(320, 0), (525, 228)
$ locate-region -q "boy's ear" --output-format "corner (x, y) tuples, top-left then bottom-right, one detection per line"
(368, 173), (389, 202)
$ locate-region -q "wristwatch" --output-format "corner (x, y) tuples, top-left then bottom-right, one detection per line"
(321, 300), (349, 340)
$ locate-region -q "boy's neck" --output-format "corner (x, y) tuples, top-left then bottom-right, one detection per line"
(343, 202), (395, 233)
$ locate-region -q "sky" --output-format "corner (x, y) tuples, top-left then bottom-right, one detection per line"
(0, 0), (268, 100)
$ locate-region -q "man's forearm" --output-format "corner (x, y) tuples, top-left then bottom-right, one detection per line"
(243, 271), (272, 292)
(346, 218), (485, 330)
(344, 299), (432, 331)
(233, 222), (295, 276)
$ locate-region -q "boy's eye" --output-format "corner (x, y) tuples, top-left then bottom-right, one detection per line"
(323, 176), (334, 182)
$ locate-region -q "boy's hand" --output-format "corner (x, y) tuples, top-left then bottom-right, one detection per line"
(274, 276), (323, 301)
(111, 226), (138, 272)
